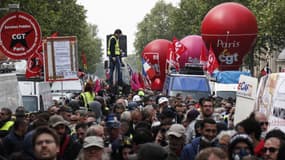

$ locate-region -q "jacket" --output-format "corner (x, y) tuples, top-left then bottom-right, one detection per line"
(107, 35), (120, 56)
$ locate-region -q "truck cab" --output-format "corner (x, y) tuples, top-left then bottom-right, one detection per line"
(162, 65), (211, 100)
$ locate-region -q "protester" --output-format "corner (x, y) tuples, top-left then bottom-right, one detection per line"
(2, 118), (28, 156)
(217, 130), (236, 152)
(195, 147), (228, 160)
(186, 97), (223, 143)
(137, 143), (168, 160)
(0, 108), (14, 138)
(181, 118), (219, 160)
(164, 124), (186, 160)
(228, 134), (255, 160)
(32, 126), (60, 160)
(263, 129), (285, 160)
(49, 114), (81, 160)
(78, 136), (105, 160)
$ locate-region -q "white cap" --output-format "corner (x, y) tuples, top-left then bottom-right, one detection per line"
(133, 95), (142, 102)
(158, 97), (168, 105)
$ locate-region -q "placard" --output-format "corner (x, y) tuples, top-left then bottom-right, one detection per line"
(43, 36), (78, 81)
(255, 73), (285, 132)
(234, 75), (258, 125)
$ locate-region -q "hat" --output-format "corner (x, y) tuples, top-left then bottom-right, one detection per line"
(49, 115), (69, 128)
(127, 101), (138, 110)
(133, 95), (142, 102)
(106, 114), (121, 128)
(138, 143), (167, 160)
(167, 124), (186, 138)
(83, 136), (104, 149)
(138, 90), (145, 96)
(158, 97), (168, 105)
(229, 134), (253, 150)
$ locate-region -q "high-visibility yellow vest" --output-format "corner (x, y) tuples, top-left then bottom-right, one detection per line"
(0, 120), (14, 131)
(80, 92), (95, 108)
(107, 35), (120, 56)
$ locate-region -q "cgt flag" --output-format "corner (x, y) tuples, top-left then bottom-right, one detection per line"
(207, 44), (219, 75)
(166, 37), (186, 72)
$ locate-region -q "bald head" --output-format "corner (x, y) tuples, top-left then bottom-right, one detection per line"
(254, 111), (269, 132)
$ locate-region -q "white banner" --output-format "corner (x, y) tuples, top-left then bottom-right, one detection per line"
(234, 75), (258, 125)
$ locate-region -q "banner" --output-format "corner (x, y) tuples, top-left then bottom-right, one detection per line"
(234, 75), (258, 125)
(255, 73), (285, 132)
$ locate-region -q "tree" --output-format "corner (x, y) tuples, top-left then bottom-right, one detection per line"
(134, 0), (176, 56)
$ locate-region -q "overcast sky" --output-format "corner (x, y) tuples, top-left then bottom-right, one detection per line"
(76, 0), (180, 55)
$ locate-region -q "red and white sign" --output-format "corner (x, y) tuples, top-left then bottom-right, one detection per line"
(0, 11), (41, 59)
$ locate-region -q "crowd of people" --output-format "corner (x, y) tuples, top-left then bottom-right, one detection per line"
(0, 80), (284, 160)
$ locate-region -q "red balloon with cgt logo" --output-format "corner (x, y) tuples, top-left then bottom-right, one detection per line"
(201, 2), (258, 70)
(142, 39), (171, 90)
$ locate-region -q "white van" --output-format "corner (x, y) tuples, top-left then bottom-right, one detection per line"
(0, 73), (23, 111)
(18, 81), (53, 112)
(212, 82), (238, 99)
(51, 79), (82, 103)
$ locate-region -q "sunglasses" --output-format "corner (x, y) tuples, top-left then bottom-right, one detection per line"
(260, 121), (269, 126)
(262, 147), (279, 153)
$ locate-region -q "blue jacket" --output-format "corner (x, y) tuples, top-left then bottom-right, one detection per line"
(181, 137), (201, 160)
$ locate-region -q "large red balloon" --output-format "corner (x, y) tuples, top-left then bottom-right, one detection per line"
(142, 39), (171, 91)
(150, 78), (162, 91)
(201, 2), (258, 70)
(180, 35), (208, 68)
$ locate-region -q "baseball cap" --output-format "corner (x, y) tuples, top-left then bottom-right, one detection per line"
(49, 115), (69, 128)
(83, 136), (104, 149)
(133, 95), (142, 102)
(167, 124), (186, 138)
(106, 114), (121, 128)
(158, 97), (168, 105)
(138, 90), (145, 96)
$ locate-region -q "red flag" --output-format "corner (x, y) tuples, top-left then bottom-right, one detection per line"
(81, 51), (87, 70)
(200, 46), (208, 70)
(173, 37), (186, 56)
(260, 63), (271, 76)
(207, 45), (219, 74)
(94, 79), (102, 93)
(105, 69), (110, 81)
(25, 51), (43, 78)
(50, 32), (58, 37)
(138, 72), (145, 89)
(166, 37), (186, 72)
